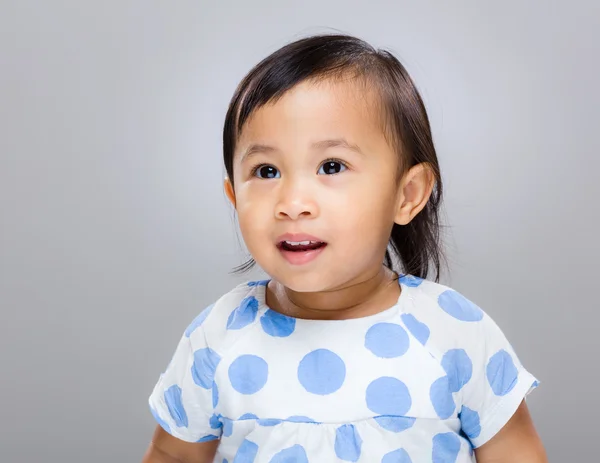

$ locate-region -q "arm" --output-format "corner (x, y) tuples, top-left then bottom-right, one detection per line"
(142, 426), (218, 463)
(474, 401), (547, 463)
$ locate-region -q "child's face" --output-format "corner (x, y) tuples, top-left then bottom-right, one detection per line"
(226, 79), (405, 292)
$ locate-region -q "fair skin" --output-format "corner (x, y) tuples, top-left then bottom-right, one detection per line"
(142, 78), (547, 462)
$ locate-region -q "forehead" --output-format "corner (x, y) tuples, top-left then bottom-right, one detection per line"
(236, 78), (387, 155)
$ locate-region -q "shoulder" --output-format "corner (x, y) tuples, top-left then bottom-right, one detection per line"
(183, 279), (269, 349)
(399, 274), (487, 324)
(398, 275), (508, 361)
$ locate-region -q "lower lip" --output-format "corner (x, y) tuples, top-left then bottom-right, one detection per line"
(278, 244), (327, 265)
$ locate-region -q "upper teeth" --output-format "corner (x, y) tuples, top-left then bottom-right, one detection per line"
(285, 241), (315, 245)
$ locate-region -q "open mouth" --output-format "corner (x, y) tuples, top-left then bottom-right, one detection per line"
(275, 235), (328, 265)
(277, 240), (327, 252)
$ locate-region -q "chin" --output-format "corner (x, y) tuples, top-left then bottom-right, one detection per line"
(266, 267), (335, 293)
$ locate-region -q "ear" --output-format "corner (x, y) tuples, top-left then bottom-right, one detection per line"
(394, 163), (436, 225)
(224, 177), (236, 207)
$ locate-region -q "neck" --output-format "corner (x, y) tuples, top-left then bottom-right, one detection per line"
(266, 266), (401, 321)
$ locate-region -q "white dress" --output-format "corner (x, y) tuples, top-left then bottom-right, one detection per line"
(149, 276), (538, 462)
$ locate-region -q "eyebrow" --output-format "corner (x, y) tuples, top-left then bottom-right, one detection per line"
(241, 143), (279, 162)
(311, 138), (364, 155)
(240, 138), (364, 162)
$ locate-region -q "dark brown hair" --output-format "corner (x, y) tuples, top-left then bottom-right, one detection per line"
(223, 34), (444, 281)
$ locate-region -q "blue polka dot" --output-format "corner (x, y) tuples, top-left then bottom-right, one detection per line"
(459, 406), (481, 440)
(212, 382), (219, 408)
(365, 323), (409, 358)
(335, 424), (362, 462)
(185, 304), (215, 337)
(260, 309), (296, 337)
(432, 432), (461, 463)
(438, 290), (483, 322)
(233, 439), (259, 463)
(532, 380), (540, 388)
(442, 349), (473, 392)
(257, 418), (282, 426)
(209, 413), (222, 430)
(224, 460), (229, 463)
(298, 349), (346, 395)
(401, 313), (430, 345)
(227, 296), (259, 330)
(248, 280), (269, 287)
(269, 445), (309, 463)
(239, 413), (258, 421)
(430, 376), (455, 419)
(366, 377), (412, 416)
(486, 350), (518, 396)
(375, 416), (415, 433)
(164, 385), (188, 427)
(399, 274), (424, 287)
(150, 406), (171, 434)
(382, 448), (412, 463)
(222, 417), (234, 437)
(287, 415), (316, 423)
(229, 355), (269, 394)
(191, 348), (221, 389)
(197, 434), (219, 442)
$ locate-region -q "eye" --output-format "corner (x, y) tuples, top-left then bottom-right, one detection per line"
(318, 160), (347, 175)
(253, 164), (280, 179)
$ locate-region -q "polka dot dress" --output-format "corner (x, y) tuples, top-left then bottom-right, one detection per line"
(149, 276), (538, 462)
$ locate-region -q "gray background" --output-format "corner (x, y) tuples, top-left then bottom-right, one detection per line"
(1, 1), (598, 461)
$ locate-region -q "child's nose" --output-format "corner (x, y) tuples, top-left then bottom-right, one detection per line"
(274, 181), (319, 220)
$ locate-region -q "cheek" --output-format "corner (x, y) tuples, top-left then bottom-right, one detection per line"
(332, 188), (396, 263)
(234, 190), (273, 240)
(327, 178), (398, 227)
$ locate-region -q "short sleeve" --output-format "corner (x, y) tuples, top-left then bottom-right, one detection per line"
(458, 313), (539, 448)
(148, 308), (222, 443)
